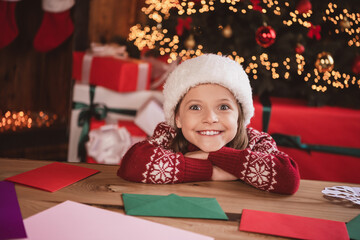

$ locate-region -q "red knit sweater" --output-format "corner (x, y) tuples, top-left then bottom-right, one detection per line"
(118, 122), (300, 194)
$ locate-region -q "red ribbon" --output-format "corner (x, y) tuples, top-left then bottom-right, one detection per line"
(251, 0), (263, 12)
(307, 23), (321, 40)
(176, 17), (192, 36)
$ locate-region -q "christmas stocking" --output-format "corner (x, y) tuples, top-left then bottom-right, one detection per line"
(33, 0), (75, 52)
(0, 0), (19, 49)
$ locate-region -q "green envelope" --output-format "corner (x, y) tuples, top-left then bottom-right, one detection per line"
(347, 214), (360, 240)
(122, 193), (228, 220)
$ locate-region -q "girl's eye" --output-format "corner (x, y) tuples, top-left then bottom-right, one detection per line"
(189, 105), (201, 110)
(219, 104), (230, 110)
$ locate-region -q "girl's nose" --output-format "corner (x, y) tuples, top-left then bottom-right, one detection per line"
(202, 109), (219, 123)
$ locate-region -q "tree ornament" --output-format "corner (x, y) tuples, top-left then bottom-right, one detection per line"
(250, 0), (263, 12)
(352, 56), (360, 75)
(315, 52), (334, 73)
(296, 0), (312, 14)
(307, 23), (321, 40)
(295, 43), (305, 54)
(222, 25), (233, 38)
(255, 26), (276, 48)
(176, 17), (192, 36)
(184, 34), (196, 49)
(339, 18), (351, 31)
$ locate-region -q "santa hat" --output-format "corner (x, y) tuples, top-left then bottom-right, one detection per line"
(163, 54), (254, 128)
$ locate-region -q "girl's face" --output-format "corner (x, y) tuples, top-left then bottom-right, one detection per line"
(175, 84), (239, 153)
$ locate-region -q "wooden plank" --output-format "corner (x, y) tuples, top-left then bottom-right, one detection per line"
(88, 0), (146, 42)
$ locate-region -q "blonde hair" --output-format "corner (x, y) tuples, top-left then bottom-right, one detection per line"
(169, 100), (249, 154)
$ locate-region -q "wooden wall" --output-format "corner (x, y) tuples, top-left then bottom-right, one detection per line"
(88, 0), (146, 43)
(0, 0), (72, 119)
(0, 0), (145, 160)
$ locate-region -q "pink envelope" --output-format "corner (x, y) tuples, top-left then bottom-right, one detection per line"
(23, 200), (213, 240)
(6, 162), (99, 192)
(239, 209), (349, 240)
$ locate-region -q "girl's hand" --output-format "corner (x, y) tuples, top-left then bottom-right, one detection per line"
(184, 151), (209, 160)
(184, 151), (237, 181)
(212, 166), (238, 181)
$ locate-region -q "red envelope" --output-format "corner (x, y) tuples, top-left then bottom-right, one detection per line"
(6, 162), (99, 192)
(239, 209), (349, 240)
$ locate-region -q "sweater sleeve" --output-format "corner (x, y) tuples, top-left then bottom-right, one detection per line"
(208, 127), (300, 194)
(117, 122), (213, 184)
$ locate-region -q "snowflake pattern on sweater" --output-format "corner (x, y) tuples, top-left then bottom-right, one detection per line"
(241, 150), (277, 191)
(142, 147), (180, 184)
(241, 128), (278, 191)
(118, 122), (300, 194)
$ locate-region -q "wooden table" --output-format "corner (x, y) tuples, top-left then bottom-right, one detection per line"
(1, 158), (359, 240)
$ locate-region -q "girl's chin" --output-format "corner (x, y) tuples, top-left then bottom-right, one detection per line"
(197, 145), (224, 153)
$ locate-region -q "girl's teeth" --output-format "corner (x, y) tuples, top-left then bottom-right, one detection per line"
(200, 130), (220, 136)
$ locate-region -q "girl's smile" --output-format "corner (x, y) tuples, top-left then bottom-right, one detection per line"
(197, 130), (222, 136)
(175, 84), (240, 153)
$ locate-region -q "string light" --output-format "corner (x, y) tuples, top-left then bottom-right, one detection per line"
(0, 111), (58, 132)
(323, 2), (360, 47)
(283, 9), (312, 28)
(129, 0), (360, 92)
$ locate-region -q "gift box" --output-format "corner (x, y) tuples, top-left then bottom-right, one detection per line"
(134, 98), (165, 136)
(72, 48), (151, 93)
(249, 97), (360, 184)
(140, 54), (180, 91)
(67, 83), (163, 163)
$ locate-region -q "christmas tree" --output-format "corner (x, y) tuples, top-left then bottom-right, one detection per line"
(128, 0), (360, 108)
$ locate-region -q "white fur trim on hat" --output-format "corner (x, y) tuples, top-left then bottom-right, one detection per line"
(42, 0), (75, 12)
(163, 54), (254, 128)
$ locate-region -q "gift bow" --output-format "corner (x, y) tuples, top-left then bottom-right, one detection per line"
(86, 125), (132, 165)
(251, 0), (263, 12)
(90, 42), (128, 58)
(307, 23), (321, 40)
(176, 17), (192, 36)
(73, 85), (137, 162)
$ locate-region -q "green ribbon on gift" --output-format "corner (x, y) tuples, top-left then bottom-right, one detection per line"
(261, 98), (360, 158)
(271, 133), (360, 158)
(262, 105), (271, 133)
(73, 85), (137, 162)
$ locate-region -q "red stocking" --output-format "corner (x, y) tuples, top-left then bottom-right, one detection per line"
(0, 1), (19, 49)
(33, 3), (74, 52)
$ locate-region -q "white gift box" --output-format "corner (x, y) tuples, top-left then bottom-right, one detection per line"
(67, 83), (163, 163)
(135, 98), (165, 136)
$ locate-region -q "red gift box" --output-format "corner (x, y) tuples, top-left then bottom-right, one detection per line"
(72, 51), (152, 92)
(250, 97), (360, 184)
(140, 49), (180, 91)
(86, 119), (147, 164)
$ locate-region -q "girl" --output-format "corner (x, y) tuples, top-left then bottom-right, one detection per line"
(118, 54), (300, 194)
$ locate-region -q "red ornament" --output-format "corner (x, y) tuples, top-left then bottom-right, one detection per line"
(352, 56), (360, 75)
(255, 26), (276, 48)
(296, 0), (312, 14)
(295, 43), (305, 54)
